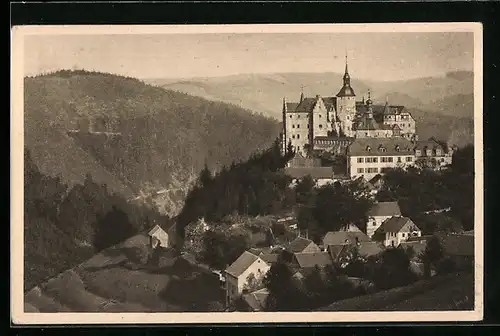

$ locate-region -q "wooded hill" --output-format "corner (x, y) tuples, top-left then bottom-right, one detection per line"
(24, 70), (281, 216)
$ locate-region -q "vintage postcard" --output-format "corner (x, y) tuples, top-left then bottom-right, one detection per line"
(11, 23), (483, 324)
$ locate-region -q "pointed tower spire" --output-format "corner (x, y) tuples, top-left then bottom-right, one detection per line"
(300, 85), (304, 103)
(345, 50), (349, 75)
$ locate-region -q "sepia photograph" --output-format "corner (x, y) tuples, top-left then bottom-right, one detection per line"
(11, 23), (483, 324)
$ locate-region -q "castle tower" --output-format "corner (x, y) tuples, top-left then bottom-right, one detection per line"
(366, 89), (374, 119)
(336, 53), (356, 137)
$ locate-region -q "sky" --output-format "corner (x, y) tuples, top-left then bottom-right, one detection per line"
(24, 32), (474, 81)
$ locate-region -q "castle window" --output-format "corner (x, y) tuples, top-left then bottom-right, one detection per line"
(357, 168), (364, 173)
(297, 124), (300, 128)
(289, 115), (292, 119)
(319, 124), (323, 129)
(297, 134), (300, 139)
(406, 156), (413, 162)
(292, 135), (295, 139)
(397, 157), (402, 163)
(357, 158), (364, 163)
(319, 115), (322, 118)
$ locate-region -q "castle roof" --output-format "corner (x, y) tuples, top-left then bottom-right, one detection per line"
(354, 114), (381, 131)
(285, 102), (299, 112)
(322, 97), (337, 111)
(347, 137), (415, 157)
(414, 139), (447, 152)
(284, 166), (334, 180)
(295, 97), (318, 113)
(337, 85), (356, 97)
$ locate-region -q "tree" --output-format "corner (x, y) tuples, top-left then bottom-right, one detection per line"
(201, 228), (251, 270)
(263, 260), (301, 311)
(311, 182), (374, 236)
(420, 235), (444, 278)
(369, 248), (418, 290)
(93, 205), (138, 251)
(295, 175), (316, 205)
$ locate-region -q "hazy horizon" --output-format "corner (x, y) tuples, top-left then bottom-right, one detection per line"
(24, 32), (474, 82)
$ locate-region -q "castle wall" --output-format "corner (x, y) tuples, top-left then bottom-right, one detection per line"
(312, 98), (328, 139)
(286, 112), (311, 156)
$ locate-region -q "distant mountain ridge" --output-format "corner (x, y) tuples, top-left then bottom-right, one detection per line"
(24, 70), (281, 216)
(145, 70), (474, 146)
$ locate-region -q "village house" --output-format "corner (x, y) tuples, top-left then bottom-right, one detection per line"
(377, 216), (421, 247)
(282, 236), (321, 262)
(147, 221), (177, 249)
(366, 201), (402, 238)
(224, 251), (271, 306)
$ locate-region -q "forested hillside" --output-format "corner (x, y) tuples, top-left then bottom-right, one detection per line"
(24, 70), (281, 216)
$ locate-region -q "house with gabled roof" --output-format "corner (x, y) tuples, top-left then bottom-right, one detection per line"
(282, 236), (321, 262)
(147, 220), (177, 249)
(376, 216), (421, 247)
(224, 251), (271, 306)
(366, 201), (402, 238)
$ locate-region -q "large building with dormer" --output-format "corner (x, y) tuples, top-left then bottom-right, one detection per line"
(281, 58), (417, 157)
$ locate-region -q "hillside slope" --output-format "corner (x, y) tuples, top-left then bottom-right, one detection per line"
(24, 70), (281, 216)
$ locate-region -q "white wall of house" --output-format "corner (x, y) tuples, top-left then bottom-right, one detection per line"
(150, 229), (169, 248)
(384, 230), (421, 247)
(348, 155), (415, 180)
(225, 258), (271, 304)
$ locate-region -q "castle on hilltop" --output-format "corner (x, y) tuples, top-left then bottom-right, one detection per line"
(281, 56), (417, 157)
(281, 57), (454, 181)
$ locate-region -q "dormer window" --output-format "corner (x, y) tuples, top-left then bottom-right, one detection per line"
(395, 145), (400, 152)
(366, 146), (371, 152)
(415, 149), (421, 156)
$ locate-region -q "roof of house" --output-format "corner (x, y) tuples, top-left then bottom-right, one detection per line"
(414, 139), (443, 150)
(379, 216), (420, 233)
(242, 288), (269, 311)
(327, 244), (349, 261)
(462, 230), (474, 236)
(225, 251), (263, 278)
(440, 234), (474, 257)
(368, 174), (384, 186)
(323, 231), (371, 246)
(367, 202), (401, 217)
(284, 167), (333, 180)
(358, 242), (385, 257)
(347, 137), (415, 157)
(287, 236), (317, 253)
(293, 252), (333, 269)
(148, 224), (166, 236)
(260, 253), (280, 264)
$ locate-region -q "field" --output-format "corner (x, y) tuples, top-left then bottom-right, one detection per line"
(317, 273), (474, 311)
(24, 233), (225, 312)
